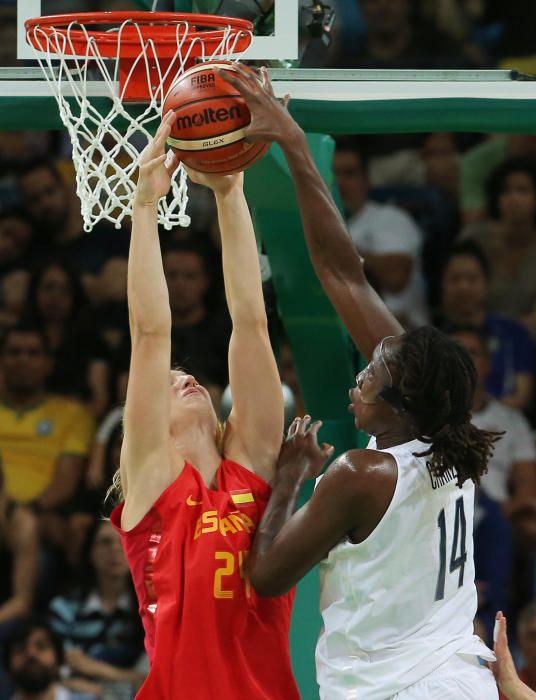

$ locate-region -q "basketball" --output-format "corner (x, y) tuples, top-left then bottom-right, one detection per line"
(163, 61), (270, 174)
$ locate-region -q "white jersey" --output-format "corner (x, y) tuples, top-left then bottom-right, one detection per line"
(316, 437), (494, 700)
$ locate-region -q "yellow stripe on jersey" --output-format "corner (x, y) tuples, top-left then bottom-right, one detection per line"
(231, 492), (254, 505)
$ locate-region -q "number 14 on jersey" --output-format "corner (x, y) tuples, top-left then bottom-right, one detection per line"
(435, 496), (467, 601)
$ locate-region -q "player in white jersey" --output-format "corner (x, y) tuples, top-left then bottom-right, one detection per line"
(221, 66), (502, 699)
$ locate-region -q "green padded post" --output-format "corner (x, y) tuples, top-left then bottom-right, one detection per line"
(245, 135), (358, 699)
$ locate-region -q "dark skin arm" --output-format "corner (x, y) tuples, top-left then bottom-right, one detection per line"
(221, 66), (403, 360)
(248, 417), (397, 596)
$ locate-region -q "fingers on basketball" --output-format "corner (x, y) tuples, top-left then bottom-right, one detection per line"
(165, 151), (181, 175)
(141, 153), (167, 172)
(219, 65), (257, 99)
(260, 66), (275, 97)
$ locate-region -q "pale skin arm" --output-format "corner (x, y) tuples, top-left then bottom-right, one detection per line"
(120, 112), (181, 523)
(187, 162), (284, 482)
(491, 611), (536, 700)
(0, 507), (38, 624)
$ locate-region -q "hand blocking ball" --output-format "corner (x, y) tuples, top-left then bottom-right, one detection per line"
(163, 61), (270, 174)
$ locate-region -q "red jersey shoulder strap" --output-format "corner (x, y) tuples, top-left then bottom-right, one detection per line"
(110, 463), (199, 534)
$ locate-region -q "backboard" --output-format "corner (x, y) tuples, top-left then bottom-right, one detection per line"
(16, 0), (299, 62)
(0, 0), (535, 133)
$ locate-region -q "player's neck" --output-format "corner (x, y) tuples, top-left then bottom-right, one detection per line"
(173, 427), (222, 486)
(375, 425), (415, 450)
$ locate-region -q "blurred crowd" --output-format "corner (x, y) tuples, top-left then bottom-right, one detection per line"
(1, 1), (536, 699)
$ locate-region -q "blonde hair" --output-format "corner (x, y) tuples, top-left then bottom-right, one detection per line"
(104, 421), (227, 512)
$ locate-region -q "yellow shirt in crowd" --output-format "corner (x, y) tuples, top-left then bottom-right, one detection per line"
(0, 397), (95, 503)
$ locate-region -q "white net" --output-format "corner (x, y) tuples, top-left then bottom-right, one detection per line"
(27, 18), (251, 232)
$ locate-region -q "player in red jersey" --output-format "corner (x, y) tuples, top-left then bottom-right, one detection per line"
(109, 110), (300, 700)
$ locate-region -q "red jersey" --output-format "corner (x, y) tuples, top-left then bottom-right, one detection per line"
(110, 459), (300, 700)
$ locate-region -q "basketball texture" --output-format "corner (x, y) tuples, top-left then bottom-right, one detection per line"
(163, 61), (269, 174)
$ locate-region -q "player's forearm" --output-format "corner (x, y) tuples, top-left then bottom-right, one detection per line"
(278, 128), (367, 285)
(129, 202), (171, 334)
(248, 469), (307, 595)
(216, 186), (266, 325)
(502, 679), (536, 700)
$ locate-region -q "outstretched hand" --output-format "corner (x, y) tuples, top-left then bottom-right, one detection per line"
(184, 165), (244, 196)
(219, 65), (297, 145)
(135, 110), (181, 207)
(490, 611), (533, 699)
(277, 415), (334, 481)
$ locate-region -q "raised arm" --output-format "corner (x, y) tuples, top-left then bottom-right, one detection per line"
(221, 67), (403, 360)
(186, 168), (283, 482)
(121, 112), (181, 519)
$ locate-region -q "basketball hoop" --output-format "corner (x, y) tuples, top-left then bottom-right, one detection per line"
(25, 12), (254, 231)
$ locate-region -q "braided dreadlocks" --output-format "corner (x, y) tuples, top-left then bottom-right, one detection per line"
(389, 326), (501, 487)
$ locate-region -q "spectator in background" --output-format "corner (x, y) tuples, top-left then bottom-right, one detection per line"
(0, 209), (34, 340)
(22, 261), (110, 419)
(333, 137), (428, 328)
(439, 241), (535, 410)
(166, 241), (230, 404)
(0, 467), (38, 643)
(2, 620), (79, 700)
(461, 135), (536, 225)
(485, 0), (536, 71)
(331, 0), (468, 69)
(473, 487), (513, 646)
(461, 157), (536, 339)
(16, 159), (129, 307)
(0, 325), (94, 555)
(278, 338), (305, 418)
(449, 327), (536, 532)
(512, 604), (536, 695)
(115, 241), (230, 407)
(0, 271), (29, 340)
(68, 408), (123, 568)
(0, 466), (39, 700)
(0, 133), (53, 209)
(48, 520), (145, 696)
(0, 209), (33, 278)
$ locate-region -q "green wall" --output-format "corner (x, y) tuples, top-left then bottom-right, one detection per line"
(245, 136), (358, 698)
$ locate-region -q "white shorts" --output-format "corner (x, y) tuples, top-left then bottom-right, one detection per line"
(391, 653), (498, 699)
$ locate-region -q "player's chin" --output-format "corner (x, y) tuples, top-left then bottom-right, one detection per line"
(348, 402), (360, 426)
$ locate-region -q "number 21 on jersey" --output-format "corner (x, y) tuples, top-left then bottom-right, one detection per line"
(435, 496), (467, 601)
